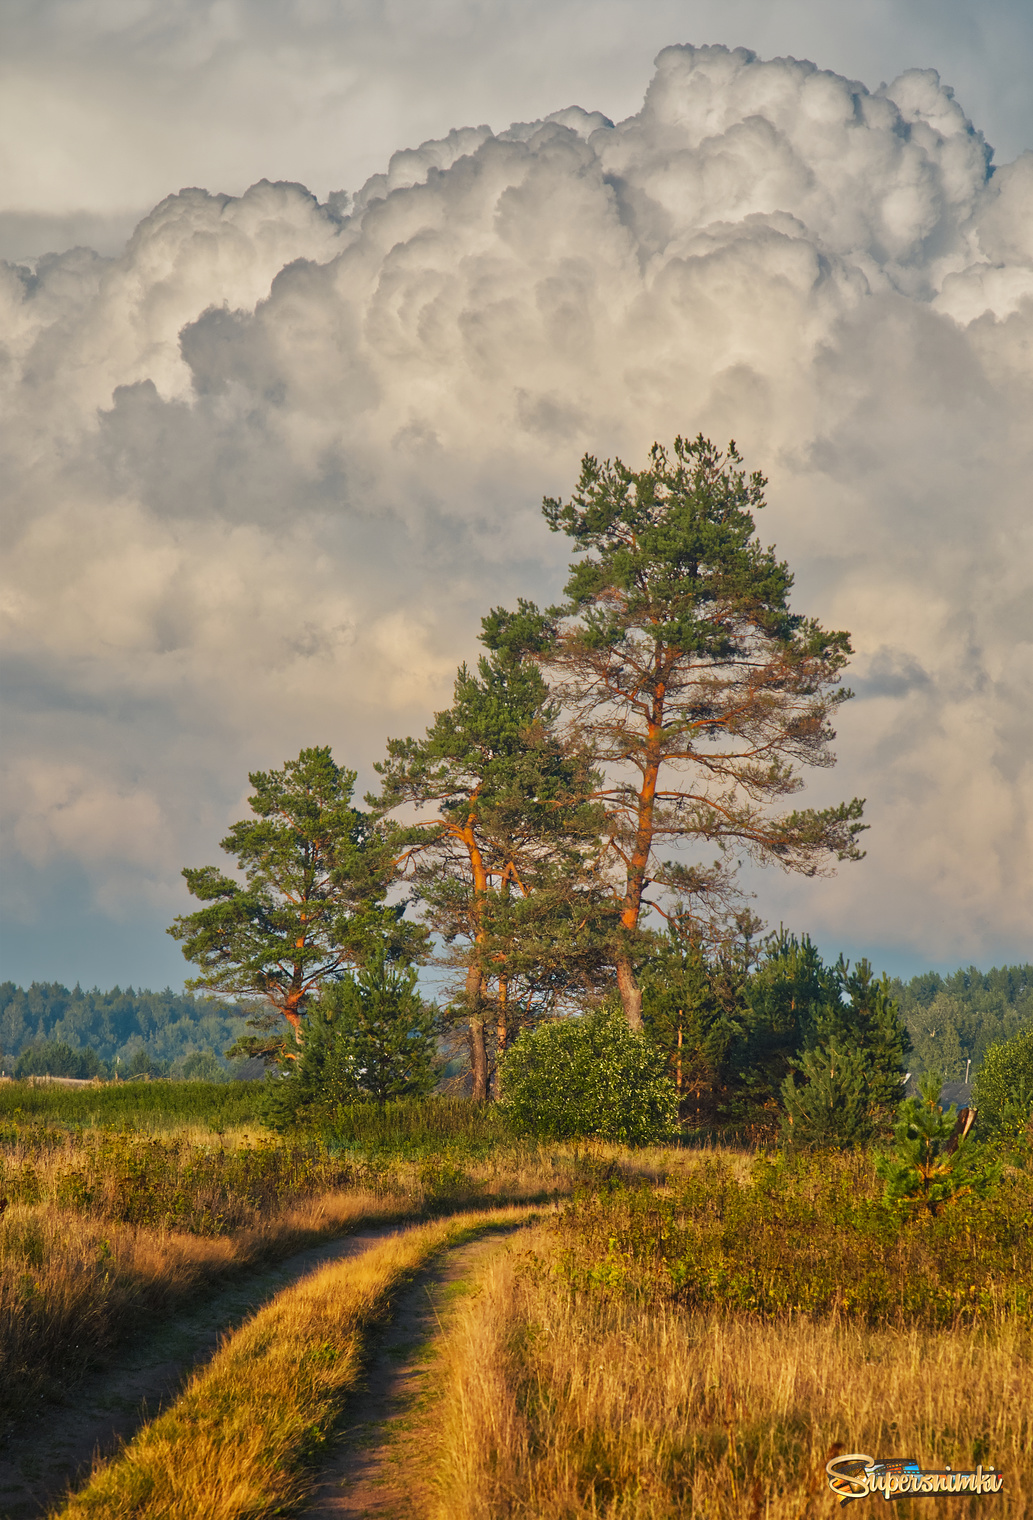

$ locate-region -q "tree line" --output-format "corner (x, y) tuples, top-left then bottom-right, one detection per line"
(0, 982), (251, 1080)
(888, 965), (1032, 1082)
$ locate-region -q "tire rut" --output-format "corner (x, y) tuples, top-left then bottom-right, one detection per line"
(0, 1221), (416, 1519)
(303, 1224), (525, 1519)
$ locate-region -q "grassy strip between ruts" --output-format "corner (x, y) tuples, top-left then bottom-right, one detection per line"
(52, 1205), (539, 1520)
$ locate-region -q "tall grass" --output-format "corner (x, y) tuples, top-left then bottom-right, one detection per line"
(430, 1149), (1033, 1517)
(0, 1187), (399, 1416)
(55, 1208), (537, 1520)
(434, 1230), (1031, 1519)
(0, 1122), (368, 1231)
(305, 1096), (512, 1155)
(0, 1110), (576, 1417)
(561, 1149), (1033, 1326)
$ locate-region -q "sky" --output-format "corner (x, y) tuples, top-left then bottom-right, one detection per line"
(1, 0), (1031, 992)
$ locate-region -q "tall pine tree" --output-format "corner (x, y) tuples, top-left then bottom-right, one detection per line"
(496, 435), (866, 1028)
(375, 626), (611, 1099)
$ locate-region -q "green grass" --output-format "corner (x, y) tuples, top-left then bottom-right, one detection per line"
(558, 1149), (1033, 1327)
(0, 1079), (266, 1130)
(310, 1096), (512, 1157)
(0, 1083), (517, 1157)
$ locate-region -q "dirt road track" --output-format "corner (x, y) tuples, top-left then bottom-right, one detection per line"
(0, 1222), (414, 1519)
(302, 1228), (521, 1519)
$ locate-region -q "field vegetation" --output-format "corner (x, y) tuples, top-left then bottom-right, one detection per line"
(55, 1208), (535, 1520)
(0, 1078), (267, 1130)
(2, 1075), (1030, 1516)
(435, 1151), (1033, 1519)
(0, 1092), (571, 1427)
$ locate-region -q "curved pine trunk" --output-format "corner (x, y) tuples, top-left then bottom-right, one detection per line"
(466, 959), (488, 1102)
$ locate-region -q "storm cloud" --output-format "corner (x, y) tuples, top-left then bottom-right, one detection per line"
(2, 44), (1031, 983)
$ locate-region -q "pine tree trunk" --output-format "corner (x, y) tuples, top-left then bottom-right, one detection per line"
(496, 974), (509, 1057)
(469, 1018), (488, 1101)
(466, 960), (489, 1101)
(616, 955), (644, 1032)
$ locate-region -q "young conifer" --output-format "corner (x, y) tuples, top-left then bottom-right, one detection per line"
(267, 948), (437, 1124)
(877, 1072), (999, 1214)
(781, 1040), (874, 1148)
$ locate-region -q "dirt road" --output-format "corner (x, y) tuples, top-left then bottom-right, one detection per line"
(0, 1223), (414, 1519)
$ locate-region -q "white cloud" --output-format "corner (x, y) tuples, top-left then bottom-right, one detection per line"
(1, 43), (1031, 981)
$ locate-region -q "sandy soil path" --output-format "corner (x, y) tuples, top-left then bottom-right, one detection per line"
(0, 1222), (414, 1520)
(303, 1226), (523, 1519)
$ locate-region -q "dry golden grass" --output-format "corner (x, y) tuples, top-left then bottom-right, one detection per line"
(432, 1224), (1032, 1520)
(0, 1187), (405, 1409)
(0, 1113), (579, 1414)
(54, 1206), (538, 1520)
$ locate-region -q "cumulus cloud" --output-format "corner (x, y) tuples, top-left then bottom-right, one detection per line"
(2, 43), (1031, 982)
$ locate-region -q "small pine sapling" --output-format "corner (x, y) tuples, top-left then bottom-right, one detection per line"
(877, 1072), (1000, 1216)
(266, 949), (438, 1127)
(780, 1040), (874, 1148)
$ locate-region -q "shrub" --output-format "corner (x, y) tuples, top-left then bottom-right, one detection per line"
(499, 1005), (677, 1144)
(974, 1024), (1033, 1139)
(554, 1150), (1031, 1326)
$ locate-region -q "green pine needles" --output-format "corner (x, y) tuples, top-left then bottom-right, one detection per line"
(168, 747), (422, 1062)
(266, 950), (438, 1127)
(876, 1072), (1000, 1216)
(782, 1041), (876, 1148)
(779, 958), (911, 1148)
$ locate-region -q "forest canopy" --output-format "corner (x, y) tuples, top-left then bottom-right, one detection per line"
(888, 964), (1033, 1081)
(0, 982), (252, 1079)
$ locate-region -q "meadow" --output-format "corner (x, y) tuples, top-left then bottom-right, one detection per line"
(435, 1153), (1033, 1519)
(0, 1079), (268, 1132)
(0, 1085), (563, 1425)
(1, 1080), (1029, 1518)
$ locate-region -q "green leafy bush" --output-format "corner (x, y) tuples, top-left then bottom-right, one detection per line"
(974, 1025), (1033, 1139)
(499, 1005), (677, 1144)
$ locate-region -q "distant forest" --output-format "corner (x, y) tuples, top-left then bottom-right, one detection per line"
(0, 982), (254, 1081)
(1, 961), (1030, 1086)
(887, 964), (1032, 1082)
